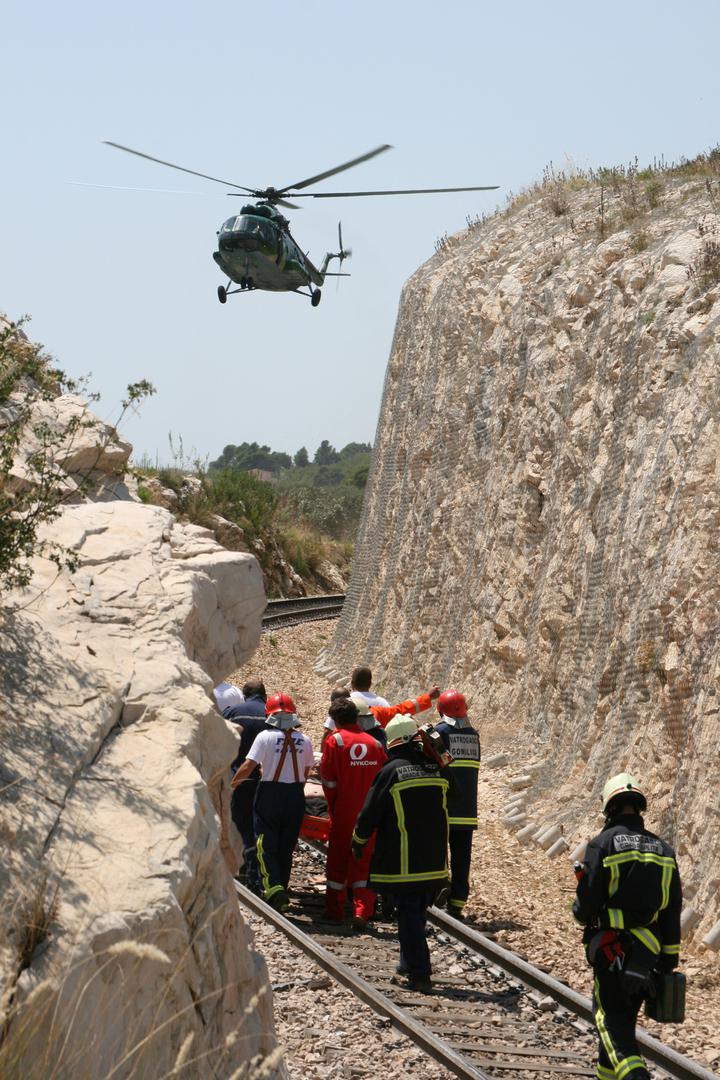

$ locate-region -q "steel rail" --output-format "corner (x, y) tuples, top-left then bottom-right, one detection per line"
(428, 908), (717, 1080)
(265, 593), (346, 612)
(262, 593), (346, 630)
(235, 880), (492, 1080)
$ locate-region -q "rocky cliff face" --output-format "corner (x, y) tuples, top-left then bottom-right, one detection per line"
(0, 382), (282, 1076)
(321, 174), (720, 933)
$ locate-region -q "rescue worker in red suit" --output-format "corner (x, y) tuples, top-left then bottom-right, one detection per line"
(320, 697), (387, 927)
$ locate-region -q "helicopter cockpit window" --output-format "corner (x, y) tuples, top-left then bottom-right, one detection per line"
(224, 216), (274, 242)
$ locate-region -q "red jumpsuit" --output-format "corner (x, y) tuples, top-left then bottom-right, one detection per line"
(320, 724), (387, 919)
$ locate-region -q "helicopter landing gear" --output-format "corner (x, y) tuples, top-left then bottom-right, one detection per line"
(217, 285), (227, 304)
(240, 276), (255, 290)
(311, 288), (322, 307)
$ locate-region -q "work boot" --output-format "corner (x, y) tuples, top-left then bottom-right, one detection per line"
(406, 974), (433, 994)
(268, 889), (290, 914)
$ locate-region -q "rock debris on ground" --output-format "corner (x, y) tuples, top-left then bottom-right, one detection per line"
(244, 908), (454, 1080)
(231, 623), (720, 1075)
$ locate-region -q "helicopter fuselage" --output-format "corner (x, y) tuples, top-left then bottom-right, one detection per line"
(213, 204), (323, 291)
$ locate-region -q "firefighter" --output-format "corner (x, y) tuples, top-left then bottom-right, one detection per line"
(320, 697), (387, 927)
(572, 773), (682, 1080)
(434, 689), (481, 918)
(231, 692), (314, 912)
(352, 715), (450, 993)
(222, 680), (268, 891)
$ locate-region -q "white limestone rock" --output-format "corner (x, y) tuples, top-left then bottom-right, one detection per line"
(0, 495), (281, 1077)
(325, 175), (720, 925)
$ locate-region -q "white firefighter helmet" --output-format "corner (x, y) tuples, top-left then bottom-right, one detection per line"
(385, 715), (419, 748)
(602, 772), (647, 814)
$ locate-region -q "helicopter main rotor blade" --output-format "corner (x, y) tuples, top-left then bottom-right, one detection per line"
(67, 180), (210, 195)
(279, 144), (393, 194)
(289, 184), (499, 198)
(103, 141), (256, 193)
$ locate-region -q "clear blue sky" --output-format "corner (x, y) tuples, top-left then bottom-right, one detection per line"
(2, 0), (718, 465)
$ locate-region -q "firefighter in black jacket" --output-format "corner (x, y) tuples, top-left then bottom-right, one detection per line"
(435, 689), (480, 917)
(352, 714), (450, 993)
(572, 773), (682, 1080)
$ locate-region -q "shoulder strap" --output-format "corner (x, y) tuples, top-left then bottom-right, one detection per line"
(272, 730), (293, 782)
(288, 732), (300, 782)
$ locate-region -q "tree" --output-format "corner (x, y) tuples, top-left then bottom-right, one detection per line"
(293, 446), (309, 468)
(208, 441), (290, 473)
(314, 440), (339, 466)
(0, 318), (155, 595)
(313, 465), (344, 487)
(339, 441), (372, 460)
(349, 462), (370, 489)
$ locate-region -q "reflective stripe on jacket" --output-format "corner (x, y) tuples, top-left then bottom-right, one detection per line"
(436, 717), (480, 829)
(353, 743), (449, 888)
(573, 813), (682, 963)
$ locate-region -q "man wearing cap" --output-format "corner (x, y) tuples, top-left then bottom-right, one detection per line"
(232, 692), (314, 912)
(572, 772), (682, 1080)
(351, 714), (450, 992)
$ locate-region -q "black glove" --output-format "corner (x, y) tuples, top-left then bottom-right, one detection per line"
(351, 840), (364, 861)
(657, 953), (679, 973)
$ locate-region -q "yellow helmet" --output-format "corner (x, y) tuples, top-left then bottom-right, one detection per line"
(602, 772), (647, 815)
(385, 715), (419, 748)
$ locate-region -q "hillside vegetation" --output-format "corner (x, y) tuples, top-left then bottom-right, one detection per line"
(136, 437), (372, 596)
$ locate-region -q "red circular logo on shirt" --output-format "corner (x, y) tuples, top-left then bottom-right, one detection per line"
(350, 742), (369, 761)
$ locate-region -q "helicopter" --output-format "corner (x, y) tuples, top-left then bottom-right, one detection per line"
(103, 142), (498, 307)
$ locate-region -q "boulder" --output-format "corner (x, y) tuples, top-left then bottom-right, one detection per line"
(0, 498), (282, 1077)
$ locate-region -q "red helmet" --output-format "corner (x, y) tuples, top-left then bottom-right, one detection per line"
(437, 689), (467, 719)
(266, 692), (296, 716)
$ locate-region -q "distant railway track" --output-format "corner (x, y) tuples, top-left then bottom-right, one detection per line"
(262, 593), (345, 630)
(237, 841), (714, 1080)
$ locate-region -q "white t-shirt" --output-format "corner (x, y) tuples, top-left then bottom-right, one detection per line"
(213, 682), (244, 712)
(247, 729), (314, 783)
(324, 689), (390, 730)
(353, 689), (390, 708)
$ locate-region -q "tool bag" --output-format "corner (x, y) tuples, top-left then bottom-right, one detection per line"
(645, 971), (686, 1023)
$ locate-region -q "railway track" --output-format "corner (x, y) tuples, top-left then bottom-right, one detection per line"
(263, 593), (345, 630)
(236, 841), (716, 1080)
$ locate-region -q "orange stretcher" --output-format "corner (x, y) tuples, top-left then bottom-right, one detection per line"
(300, 813), (331, 842)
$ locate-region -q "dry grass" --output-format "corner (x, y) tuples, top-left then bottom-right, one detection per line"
(433, 144), (720, 258)
(687, 237), (720, 294)
(0, 929), (282, 1080)
(12, 874), (59, 974)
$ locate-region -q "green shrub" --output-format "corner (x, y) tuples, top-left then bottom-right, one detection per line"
(0, 319), (154, 595)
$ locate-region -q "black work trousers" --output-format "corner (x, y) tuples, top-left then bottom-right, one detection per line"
(230, 777), (259, 891)
(392, 888), (436, 978)
(592, 967), (649, 1080)
(253, 781), (305, 903)
(449, 828), (474, 908)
